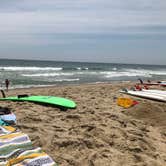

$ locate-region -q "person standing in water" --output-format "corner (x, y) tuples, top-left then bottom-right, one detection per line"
(5, 79), (10, 91)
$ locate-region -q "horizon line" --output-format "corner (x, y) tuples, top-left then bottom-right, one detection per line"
(0, 58), (166, 66)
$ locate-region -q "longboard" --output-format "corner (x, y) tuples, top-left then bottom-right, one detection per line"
(137, 82), (166, 87)
(0, 96), (76, 109)
(120, 89), (166, 102)
(142, 89), (166, 95)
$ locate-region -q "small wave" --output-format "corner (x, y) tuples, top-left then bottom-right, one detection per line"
(22, 73), (74, 77)
(123, 69), (166, 76)
(63, 67), (89, 71)
(0, 66), (62, 71)
(112, 67), (117, 71)
(54, 78), (79, 82)
(102, 68), (166, 78)
(76, 67), (88, 70)
(10, 84), (57, 89)
(100, 71), (152, 78)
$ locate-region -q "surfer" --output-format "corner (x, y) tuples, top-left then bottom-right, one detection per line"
(5, 79), (10, 91)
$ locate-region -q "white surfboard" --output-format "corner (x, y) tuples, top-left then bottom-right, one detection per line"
(120, 89), (166, 102)
(142, 89), (166, 96)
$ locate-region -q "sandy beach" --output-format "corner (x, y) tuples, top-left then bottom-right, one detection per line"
(0, 82), (166, 166)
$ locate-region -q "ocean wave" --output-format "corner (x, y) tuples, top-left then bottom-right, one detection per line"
(63, 67), (89, 71)
(63, 67), (106, 71)
(10, 84), (56, 89)
(100, 71), (152, 78)
(112, 67), (117, 71)
(101, 68), (166, 78)
(0, 66), (62, 71)
(54, 78), (79, 82)
(22, 73), (74, 77)
(123, 69), (166, 76)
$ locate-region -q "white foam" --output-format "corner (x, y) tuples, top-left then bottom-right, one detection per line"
(10, 84), (56, 89)
(54, 78), (79, 82)
(101, 68), (166, 78)
(123, 69), (166, 76)
(22, 73), (74, 77)
(0, 66), (62, 71)
(100, 71), (152, 78)
(112, 67), (117, 71)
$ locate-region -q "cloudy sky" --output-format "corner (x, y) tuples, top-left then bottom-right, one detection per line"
(0, 0), (166, 65)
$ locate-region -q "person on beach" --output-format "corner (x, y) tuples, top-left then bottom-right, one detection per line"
(5, 79), (10, 91)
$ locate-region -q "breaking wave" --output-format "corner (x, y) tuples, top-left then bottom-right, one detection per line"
(0, 66), (63, 71)
(22, 73), (74, 77)
(0, 60), (165, 89)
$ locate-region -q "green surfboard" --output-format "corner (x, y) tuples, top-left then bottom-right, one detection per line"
(0, 95), (76, 109)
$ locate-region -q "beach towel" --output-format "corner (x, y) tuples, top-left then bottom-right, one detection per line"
(0, 113), (58, 165)
(0, 147), (58, 166)
(0, 126), (18, 136)
(0, 113), (16, 125)
(0, 132), (33, 159)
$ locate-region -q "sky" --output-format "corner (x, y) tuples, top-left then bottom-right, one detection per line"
(0, 0), (166, 65)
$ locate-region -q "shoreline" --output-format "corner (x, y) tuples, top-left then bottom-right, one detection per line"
(4, 80), (133, 92)
(0, 82), (166, 166)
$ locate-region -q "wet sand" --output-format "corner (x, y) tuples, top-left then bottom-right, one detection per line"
(0, 82), (166, 166)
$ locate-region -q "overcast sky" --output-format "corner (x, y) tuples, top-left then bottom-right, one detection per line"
(0, 0), (166, 65)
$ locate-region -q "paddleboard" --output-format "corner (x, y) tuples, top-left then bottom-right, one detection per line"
(138, 82), (166, 87)
(120, 89), (166, 102)
(0, 96), (76, 109)
(142, 89), (166, 96)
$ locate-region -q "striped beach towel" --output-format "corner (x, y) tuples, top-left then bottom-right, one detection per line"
(0, 124), (57, 165)
(0, 132), (33, 159)
(0, 147), (57, 166)
(0, 126), (18, 136)
(0, 127), (58, 165)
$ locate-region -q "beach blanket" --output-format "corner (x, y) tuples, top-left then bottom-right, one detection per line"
(0, 128), (58, 165)
(0, 132), (33, 159)
(0, 147), (57, 166)
(0, 111), (58, 165)
(0, 126), (18, 136)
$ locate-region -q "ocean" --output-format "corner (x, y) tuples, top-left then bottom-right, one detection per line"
(0, 59), (166, 89)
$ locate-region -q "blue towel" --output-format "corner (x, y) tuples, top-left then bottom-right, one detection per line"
(0, 119), (9, 126)
(0, 113), (16, 124)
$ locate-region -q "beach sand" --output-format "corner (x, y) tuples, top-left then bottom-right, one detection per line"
(0, 82), (166, 166)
